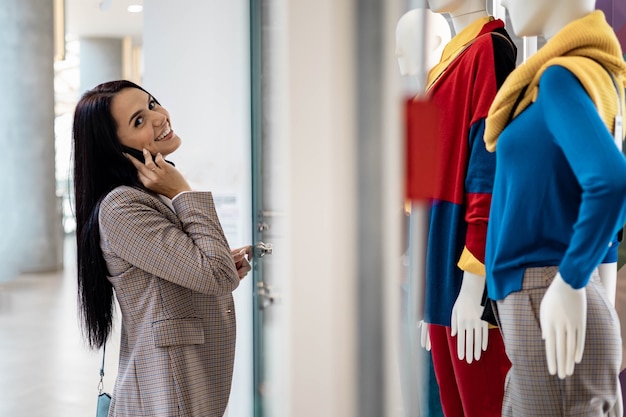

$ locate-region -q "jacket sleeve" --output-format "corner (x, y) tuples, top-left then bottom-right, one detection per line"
(458, 32), (515, 275)
(99, 187), (240, 295)
(458, 117), (494, 276)
(542, 67), (626, 289)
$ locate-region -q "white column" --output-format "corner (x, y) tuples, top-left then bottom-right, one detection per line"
(285, 1), (358, 416)
(79, 37), (124, 92)
(0, 0), (62, 278)
(523, 36), (538, 61)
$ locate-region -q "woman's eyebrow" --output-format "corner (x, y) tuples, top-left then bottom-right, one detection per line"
(128, 95), (152, 125)
(128, 109), (142, 125)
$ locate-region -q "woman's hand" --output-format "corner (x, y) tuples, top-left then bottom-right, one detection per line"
(125, 148), (192, 198)
(231, 245), (253, 280)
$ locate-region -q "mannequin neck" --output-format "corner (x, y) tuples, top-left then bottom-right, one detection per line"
(543, 5), (593, 39)
(450, 9), (489, 34)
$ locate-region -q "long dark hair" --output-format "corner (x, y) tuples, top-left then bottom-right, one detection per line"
(73, 80), (151, 349)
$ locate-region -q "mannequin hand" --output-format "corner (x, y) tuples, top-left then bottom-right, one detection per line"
(450, 272), (489, 364)
(419, 320), (431, 351)
(540, 271), (587, 379)
(607, 381), (623, 417)
(126, 149), (192, 199)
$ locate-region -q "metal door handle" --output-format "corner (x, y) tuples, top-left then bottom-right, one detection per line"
(257, 281), (280, 309)
(254, 241), (273, 257)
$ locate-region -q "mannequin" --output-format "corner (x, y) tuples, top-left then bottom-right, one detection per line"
(396, 10), (452, 417)
(485, 0), (626, 415)
(395, 8), (451, 90)
(413, 1), (516, 416)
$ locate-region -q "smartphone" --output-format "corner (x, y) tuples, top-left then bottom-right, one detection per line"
(122, 145), (155, 163)
(122, 145), (175, 166)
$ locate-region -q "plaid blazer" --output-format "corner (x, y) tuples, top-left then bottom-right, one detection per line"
(98, 186), (240, 417)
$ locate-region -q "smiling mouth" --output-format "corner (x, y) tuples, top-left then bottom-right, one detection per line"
(155, 123), (172, 142)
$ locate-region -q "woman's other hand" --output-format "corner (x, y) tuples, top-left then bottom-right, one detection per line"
(231, 245), (253, 280)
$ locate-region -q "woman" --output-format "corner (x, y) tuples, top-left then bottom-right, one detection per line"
(484, 0), (626, 415)
(73, 80), (251, 417)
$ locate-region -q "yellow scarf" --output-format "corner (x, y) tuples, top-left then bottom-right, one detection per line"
(484, 11), (626, 152)
(427, 16), (493, 91)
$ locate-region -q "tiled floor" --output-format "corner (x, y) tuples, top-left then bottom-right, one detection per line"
(0, 236), (121, 417)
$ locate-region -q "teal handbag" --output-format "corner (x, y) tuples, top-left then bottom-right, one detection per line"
(97, 393), (111, 417)
(96, 346), (112, 417)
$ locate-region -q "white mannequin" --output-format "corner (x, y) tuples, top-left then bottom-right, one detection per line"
(395, 8), (451, 89)
(395, 6), (452, 351)
(405, 2), (515, 415)
(498, 0), (622, 415)
(419, 0), (491, 365)
(500, 0), (618, 379)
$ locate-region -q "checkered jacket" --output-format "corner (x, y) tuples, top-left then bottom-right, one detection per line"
(98, 186), (240, 416)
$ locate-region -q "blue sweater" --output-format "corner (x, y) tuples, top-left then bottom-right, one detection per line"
(486, 65), (626, 300)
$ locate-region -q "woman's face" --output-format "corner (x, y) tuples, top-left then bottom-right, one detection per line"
(110, 87), (181, 157)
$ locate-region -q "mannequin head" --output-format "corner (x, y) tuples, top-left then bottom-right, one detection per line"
(396, 8), (452, 75)
(428, 0), (485, 16)
(500, 0), (595, 39)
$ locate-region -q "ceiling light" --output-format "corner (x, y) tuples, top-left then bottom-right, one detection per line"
(127, 4), (143, 13)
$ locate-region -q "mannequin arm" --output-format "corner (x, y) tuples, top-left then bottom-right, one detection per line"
(451, 271), (489, 364)
(598, 262), (618, 306)
(539, 271), (587, 379)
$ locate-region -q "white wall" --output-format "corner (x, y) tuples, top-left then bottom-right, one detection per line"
(142, 1), (250, 196)
(142, 2), (253, 416)
(284, 1), (358, 415)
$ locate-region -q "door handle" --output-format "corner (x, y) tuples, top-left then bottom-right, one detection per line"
(254, 241), (273, 257)
(257, 281), (280, 309)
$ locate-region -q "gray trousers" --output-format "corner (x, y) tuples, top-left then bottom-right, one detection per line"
(495, 266), (621, 416)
